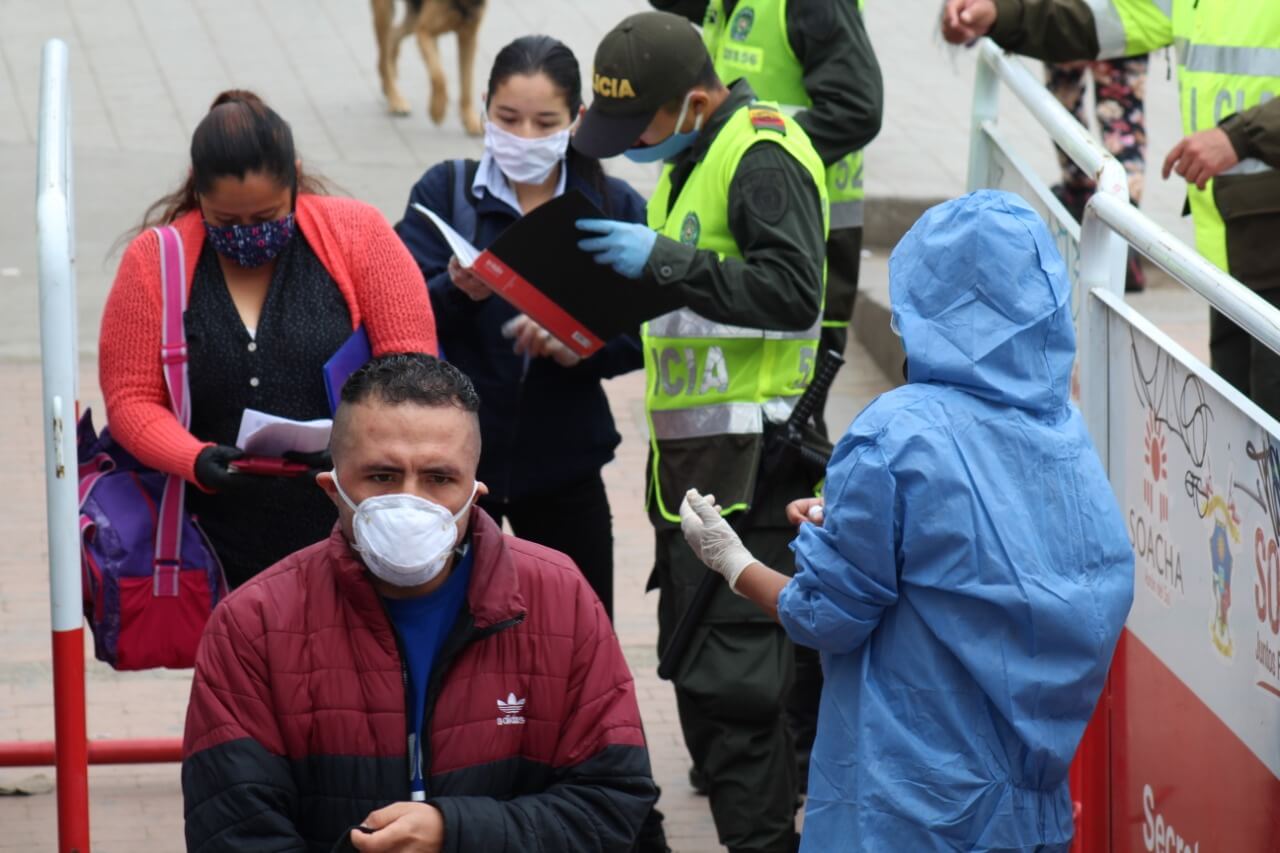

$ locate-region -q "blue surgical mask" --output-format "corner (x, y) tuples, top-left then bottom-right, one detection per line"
(624, 92), (705, 164)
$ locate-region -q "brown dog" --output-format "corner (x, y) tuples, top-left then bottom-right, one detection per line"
(372, 0), (486, 136)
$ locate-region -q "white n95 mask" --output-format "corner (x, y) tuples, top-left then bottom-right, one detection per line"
(484, 119), (570, 185)
(333, 475), (479, 588)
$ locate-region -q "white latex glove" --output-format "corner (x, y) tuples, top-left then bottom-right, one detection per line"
(679, 489), (757, 593)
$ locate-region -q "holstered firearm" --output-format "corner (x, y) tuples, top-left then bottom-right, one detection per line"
(656, 349), (845, 682)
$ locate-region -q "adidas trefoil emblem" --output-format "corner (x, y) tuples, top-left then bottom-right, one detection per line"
(497, 692), (527, 726)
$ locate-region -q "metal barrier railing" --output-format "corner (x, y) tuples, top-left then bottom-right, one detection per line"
(969, 40), (1130, 204)
(1086, 191), (1280, 357)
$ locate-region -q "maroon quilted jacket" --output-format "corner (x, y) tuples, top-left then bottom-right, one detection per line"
(181, 508), (655, 852)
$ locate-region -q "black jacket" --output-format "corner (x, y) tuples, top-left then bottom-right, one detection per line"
(395, 156), (647, 503)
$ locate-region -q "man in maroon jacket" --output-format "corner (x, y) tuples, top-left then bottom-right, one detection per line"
(182, 353), (658, 853)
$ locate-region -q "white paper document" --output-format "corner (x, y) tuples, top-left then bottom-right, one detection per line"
(412, 202), (480, 268)
(236, 409), (332, 457)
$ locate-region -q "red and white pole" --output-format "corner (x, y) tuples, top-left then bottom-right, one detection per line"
(36, 37), (92, 853)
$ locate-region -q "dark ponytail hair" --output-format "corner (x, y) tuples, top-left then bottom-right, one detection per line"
(486, 36), (612, 215)
(129, 89), (329, 237)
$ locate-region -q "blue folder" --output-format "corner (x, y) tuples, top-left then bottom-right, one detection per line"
(323, 326), (371, 415)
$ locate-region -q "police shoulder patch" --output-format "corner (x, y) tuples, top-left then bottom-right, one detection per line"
(748, 106), (786, 135)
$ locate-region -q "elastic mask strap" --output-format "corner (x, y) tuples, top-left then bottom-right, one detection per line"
(331, 471), (359, 513)
(689, 99), (704, 134)
(671, 91), (705, 136)
(453, 481), (481, 522)
(672, 92), (693, 137)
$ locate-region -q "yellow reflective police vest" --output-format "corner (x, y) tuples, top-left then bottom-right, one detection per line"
(701, 0), (866, 230)
(1091, 0), (1280, 272)
(643, 101), (829, 522)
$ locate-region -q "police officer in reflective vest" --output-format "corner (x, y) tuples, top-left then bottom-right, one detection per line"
(573, 12), (828, 853)
(652, 0), (882, 437)
(943, 0), (1280, 417)
(651, 0), (883, 793)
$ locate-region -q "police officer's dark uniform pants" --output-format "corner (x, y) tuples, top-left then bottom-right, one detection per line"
(1207, 180), (1280, 419)
(812, 226), (862, 437)
(656, 525), (799, 853)
(1210, 291), (1280, 419)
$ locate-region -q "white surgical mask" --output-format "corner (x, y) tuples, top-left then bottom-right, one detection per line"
(483, 118), (571, 185)
(333, 474), (479, 588)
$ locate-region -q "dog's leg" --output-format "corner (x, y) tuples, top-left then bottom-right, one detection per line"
(455, 9), (484, 136)
(415, 24), (449, 126)
(388, 16), (419, 115)
(372, 0), (411, 115)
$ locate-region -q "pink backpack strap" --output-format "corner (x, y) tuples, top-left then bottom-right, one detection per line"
(152, 225), (189, 596)
(78, 452), (115, 508)
(156, 225), (191, 429)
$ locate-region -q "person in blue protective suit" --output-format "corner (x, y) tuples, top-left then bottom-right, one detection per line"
(678, 190), (1135, 852)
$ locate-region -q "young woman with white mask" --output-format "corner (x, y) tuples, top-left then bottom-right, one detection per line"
(394, 36), (647, 628)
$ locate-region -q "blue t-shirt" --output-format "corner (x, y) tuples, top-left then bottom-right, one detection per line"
(383, 547), (473, 800)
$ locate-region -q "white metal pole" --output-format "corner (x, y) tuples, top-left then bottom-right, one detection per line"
(37, 40), (80, 637)
(1077, 196), (1128, 474)
(36, 37), (92, 851)
(966, 44), (1000, 191)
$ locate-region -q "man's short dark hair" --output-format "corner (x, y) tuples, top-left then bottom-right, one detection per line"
(661, 58), (721, 113)
(340, 352), (481, 413)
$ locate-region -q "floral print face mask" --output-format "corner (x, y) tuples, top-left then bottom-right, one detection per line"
(203, 212), (296, 268)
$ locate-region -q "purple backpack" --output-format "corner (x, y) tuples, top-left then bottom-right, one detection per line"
(78, 225), (228, 670)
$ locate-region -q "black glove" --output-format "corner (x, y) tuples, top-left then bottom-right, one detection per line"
(194, 444), (246, 493)
(283, 449), (333, 481)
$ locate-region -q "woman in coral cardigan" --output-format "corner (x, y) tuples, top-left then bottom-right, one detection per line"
(100, 89), (437, 588)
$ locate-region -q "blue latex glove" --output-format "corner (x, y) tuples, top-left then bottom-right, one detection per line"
(576, 219), (658, 280)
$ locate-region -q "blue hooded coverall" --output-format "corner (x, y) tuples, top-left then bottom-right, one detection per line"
(778, 191), (1134, 852)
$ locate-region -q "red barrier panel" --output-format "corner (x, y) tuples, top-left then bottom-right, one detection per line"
(1068, 676), (1111, 853)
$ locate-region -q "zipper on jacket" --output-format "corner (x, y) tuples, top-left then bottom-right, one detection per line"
(417, 612), (527, 797)
(371, 550), (528, 800)
(375, 596), (423, 801)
